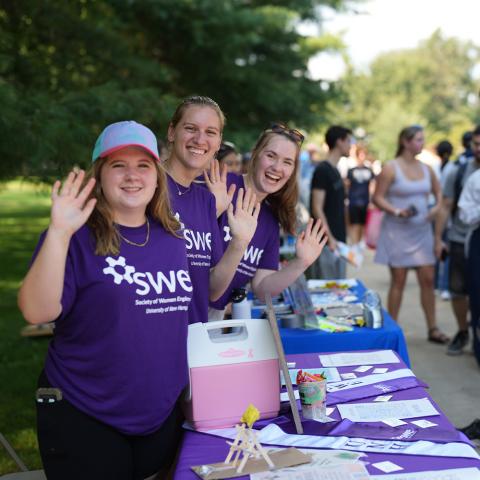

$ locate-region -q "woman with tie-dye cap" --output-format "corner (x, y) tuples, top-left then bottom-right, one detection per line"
(18, 121), (192, 479)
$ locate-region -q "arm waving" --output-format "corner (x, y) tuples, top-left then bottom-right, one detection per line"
(209, 188), (259, 301)
(252, 218), (328, 300)
(18, 170), (97, 324)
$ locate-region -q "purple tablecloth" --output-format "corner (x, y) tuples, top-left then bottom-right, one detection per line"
(174, 350), (480, 479)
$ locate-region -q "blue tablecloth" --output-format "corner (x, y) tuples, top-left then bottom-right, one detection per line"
(279, 312), (409, 366)
(254, 279), (410, 366)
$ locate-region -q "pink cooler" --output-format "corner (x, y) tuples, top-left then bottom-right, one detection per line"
(184, 319), (280, 430)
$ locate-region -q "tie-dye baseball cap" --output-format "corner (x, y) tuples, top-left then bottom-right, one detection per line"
(91, 121), (159, 162)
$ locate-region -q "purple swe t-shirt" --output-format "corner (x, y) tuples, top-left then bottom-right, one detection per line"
(167, 174), (222, 323)
(210, 173), (280, 309)
(35, 221), (192, 435)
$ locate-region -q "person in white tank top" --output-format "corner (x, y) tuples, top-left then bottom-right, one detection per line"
(373, 125), (448, 344)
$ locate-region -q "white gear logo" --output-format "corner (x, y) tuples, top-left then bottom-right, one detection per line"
(223, 226), (232, 242)
(103, 256), (135, 285)
(174, 212), (185, 231)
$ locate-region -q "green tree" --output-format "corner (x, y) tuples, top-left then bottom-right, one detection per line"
(0, 1), (178, 178)
(0, 0), (355, 178)
(337, 30), (480, 160)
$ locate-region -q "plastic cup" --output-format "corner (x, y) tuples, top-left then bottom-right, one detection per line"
(298, 380), (326, 420)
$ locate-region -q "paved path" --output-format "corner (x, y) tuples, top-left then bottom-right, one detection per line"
(349, 249), (480, 429)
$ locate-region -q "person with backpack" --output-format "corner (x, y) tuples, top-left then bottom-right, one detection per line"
(458, 131), (474, 165)
(455, 166), (480, 439)
(458, 167), (480, 367)
(435, 140), (454, 301)
(435, 125), (480, 355)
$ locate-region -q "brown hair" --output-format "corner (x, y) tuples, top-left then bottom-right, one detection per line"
(396, 125), (423, 157)
(247, 131), (300, 234)
(169, 95), (226, 132)
(85, 156), (180, 256)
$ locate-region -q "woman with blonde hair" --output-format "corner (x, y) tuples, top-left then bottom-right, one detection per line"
(164, 95), (260, 324)
(18, 121), (191, 478)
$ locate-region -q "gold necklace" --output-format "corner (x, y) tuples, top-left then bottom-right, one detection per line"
(173, 180), (191, 196)
(164, 166), (192, 196)
(118, 218), (150, 247)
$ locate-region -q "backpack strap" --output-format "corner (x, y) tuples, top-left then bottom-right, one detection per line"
(452, 162), (468, 217)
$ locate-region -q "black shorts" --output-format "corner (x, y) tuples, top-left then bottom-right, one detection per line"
(348, 205), (368, 225)
(449, 241), (468, 295)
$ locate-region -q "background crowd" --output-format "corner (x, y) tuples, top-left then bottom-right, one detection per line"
(217, 124), (480, 368)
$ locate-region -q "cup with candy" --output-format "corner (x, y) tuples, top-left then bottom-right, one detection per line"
(296, 370), (327, 420)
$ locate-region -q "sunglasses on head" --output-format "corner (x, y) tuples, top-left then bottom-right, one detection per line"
(266, 122), (305, 146)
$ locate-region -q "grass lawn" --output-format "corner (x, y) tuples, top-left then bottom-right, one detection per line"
(0, 181), (51, 474)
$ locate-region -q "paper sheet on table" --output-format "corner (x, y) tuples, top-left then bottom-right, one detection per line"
(251, 462), (370, 480)
(372, 460), (403, 473)
(370, 467), (480, 480)
(320, 350), (400, 367)
(327, 368), (414, 393)
(281, 367), (341, 385)
(204, 423), (480, 459)
(310, 292), (351, 305)
(355, 365), (373, 373)
(337, 398), (438, 422)
(410, 419), (437, 429)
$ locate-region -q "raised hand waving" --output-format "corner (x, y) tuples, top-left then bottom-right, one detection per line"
(204, 159), (236, 217)
(50, 169), (97, 237)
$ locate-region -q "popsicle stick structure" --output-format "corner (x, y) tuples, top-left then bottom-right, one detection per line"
(265, 293), (304, 434)
(224, 404), (274, 474)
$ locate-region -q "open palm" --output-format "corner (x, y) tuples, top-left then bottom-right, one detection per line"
(227, 188), (259, 244)
(204, 159), (236, 217)
(50, 169), (97, 236)
(295, 218), (328, 267)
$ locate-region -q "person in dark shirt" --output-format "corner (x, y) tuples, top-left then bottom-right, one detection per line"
(310, 125), (352, 279)
(346, 146), (374, 245)
(457, 131), (473, 166)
